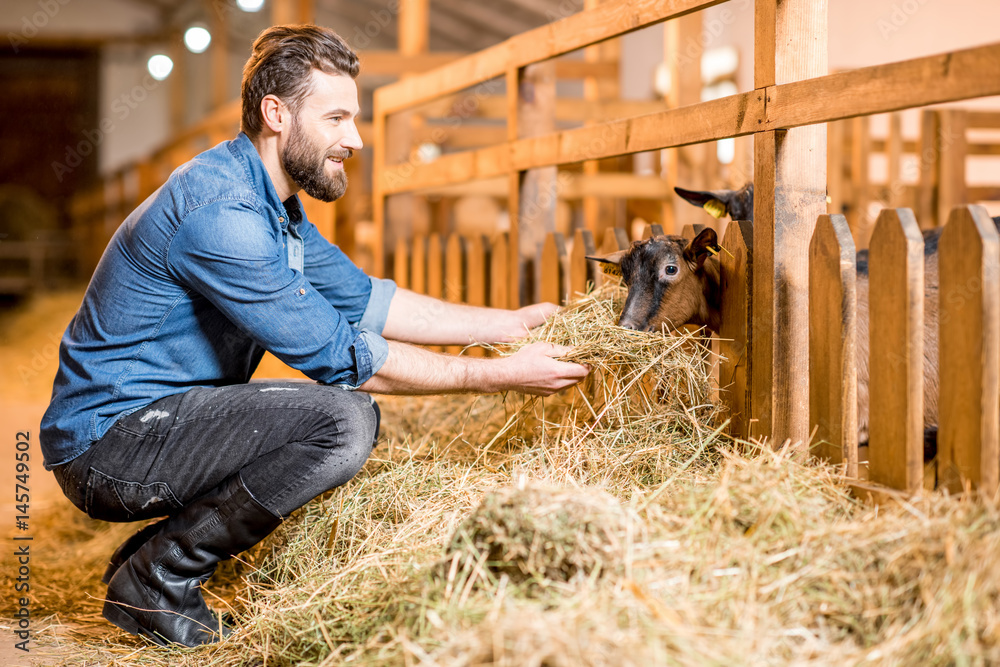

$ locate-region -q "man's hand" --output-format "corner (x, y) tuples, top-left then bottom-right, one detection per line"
(497, 342), (589, 395)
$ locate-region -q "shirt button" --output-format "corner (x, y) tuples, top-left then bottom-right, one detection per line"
(299, 288), (306, 295)
(278, 216), (285, 223)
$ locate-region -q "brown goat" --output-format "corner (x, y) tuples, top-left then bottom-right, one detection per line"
(589, 185), (1000, 457)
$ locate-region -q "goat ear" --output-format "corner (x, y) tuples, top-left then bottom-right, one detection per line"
(683, 228), (720, 269)
(674, 187), (730, 220)
(586, 249), (627, 279)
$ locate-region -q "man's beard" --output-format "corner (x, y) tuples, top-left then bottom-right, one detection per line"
(281, 117), (350, 202)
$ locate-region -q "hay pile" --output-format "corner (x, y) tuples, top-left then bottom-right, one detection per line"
(22, 283), (1000, 666)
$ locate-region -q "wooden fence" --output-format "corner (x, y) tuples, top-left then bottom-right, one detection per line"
(373, 0), (1000, 491)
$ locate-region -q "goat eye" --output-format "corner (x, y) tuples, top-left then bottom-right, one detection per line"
(665, 265), (678, 275)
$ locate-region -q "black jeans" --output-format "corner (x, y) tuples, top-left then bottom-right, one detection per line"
(52, 382), (379, 521)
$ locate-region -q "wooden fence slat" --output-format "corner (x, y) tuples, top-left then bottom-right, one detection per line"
(680, 223), (706, 240)
(427, 234), (444, 352)
(444, 233), (465, 355)
(601, 227), (630, 253)
(569, 228), (597, 299)
(641, 223), (665, 239)
(393, 238), (410, 289)
(411, 235), (427, 295)
(490, 233), (510, 309)
(444, 234), (465, 304)
(540, 232), (568, 305)
(720, 219), (754, 442)
(427, 233), (444, 299)
(597, 227), (630, 289)
(937, 205), (1000, 496)
(466, 234), (489, 357)
(868, 208), (924, 493)
(809, 214), (858, 478)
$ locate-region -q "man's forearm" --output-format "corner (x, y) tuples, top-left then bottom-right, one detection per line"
(380, 288), (553, 346)
(356, 340), (590, 397)
(357, 340), (500, 394)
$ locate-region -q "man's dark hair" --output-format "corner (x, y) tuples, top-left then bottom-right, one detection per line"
(241, 25), (360, 139)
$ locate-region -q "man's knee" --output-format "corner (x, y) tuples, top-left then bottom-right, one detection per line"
(306, 388), (379, 455)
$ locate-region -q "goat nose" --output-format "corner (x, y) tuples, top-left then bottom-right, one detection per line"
(618, 318), (640, 330)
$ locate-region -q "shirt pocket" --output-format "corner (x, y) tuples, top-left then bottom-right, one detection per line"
(85, 468), (182, 522)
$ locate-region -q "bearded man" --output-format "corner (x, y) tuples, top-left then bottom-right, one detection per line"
(41, 25), (588, 647)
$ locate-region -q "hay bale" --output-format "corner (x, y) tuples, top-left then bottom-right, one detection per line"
(444, 481), (635, 585)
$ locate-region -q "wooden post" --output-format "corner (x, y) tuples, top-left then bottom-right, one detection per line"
(916, 109), (940, 229)
(808, 214), (858, 478)
(752, 0), (828, 446)
(868, 208), (924, 493)
(506, 68), (522, 309)
(886, 112), (904, 208)
(937, 109), (968, 228)
(662, 12), (705, 235)
(827, 120), (846, 217)
(937, 205), (1000, 496)
(490, 232), (510, 309)
(373, 108), (387, 278)
(382, 0), (431, 279)
(271, 0), (314, 24)
(569, 228), (597, 299)
(540, 232), (568, 305)
(210, 2), (229, 111)
(850, 116), (872, 248)
(720, 219), (754, 442)
(515, 61), (558, 306)
(393, 238), (409, 289)
(582, 0), (621, 240)
(169, 33), (186, 135)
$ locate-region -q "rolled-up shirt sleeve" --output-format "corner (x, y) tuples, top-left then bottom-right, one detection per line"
(167, 201), (386, 388)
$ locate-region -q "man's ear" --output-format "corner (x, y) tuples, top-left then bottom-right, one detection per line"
(586, 249), (627, 278)
(674, 186), (730, 220)
(683, 228), (720, 269)
(261, 94), (289, 134)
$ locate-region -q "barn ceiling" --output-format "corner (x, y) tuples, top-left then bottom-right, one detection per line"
(113, 0), (573, 54)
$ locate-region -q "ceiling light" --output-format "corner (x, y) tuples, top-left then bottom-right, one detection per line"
(184, 25), (211, 54)
(237, 0), (265, 12)
(147, 54), (174, 81)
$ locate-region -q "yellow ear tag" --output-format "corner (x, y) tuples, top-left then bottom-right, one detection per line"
(703, 199), (726, 219)
(601, 263), (622, 278)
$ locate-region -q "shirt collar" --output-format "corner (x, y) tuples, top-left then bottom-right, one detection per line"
(229, 131), (301, 230)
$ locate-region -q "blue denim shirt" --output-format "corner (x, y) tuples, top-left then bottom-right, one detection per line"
(41, 133), (395, 469)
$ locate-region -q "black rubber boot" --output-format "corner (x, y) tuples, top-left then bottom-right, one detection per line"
(102, 519), (167, 585)
(103, 474), (282, 647)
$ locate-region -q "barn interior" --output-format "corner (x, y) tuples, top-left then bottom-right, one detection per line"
(2, 0), (1000, 664)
